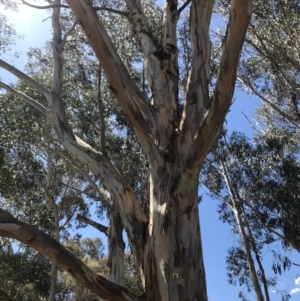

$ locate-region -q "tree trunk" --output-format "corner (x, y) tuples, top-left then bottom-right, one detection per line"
(48, 264), (58, 301)
(244, 212), (270, 301)
(232, 207), (265, 301)
(108, 207), (125, 286)
(143, 162), (208, 301)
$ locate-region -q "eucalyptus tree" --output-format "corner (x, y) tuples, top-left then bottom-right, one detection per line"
(201, 131), (300, 301)
(0, 1), (253, 301)
(215, 0), (300, 135)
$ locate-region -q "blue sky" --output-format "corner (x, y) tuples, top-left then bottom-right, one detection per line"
(1, 2), (300, 300)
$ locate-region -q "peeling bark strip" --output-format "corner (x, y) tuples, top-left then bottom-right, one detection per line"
(0, 209), (142, 301)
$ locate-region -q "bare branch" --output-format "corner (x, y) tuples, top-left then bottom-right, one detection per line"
(22, 0), (69, 9)
(93, 7), (128, 17)
(61, 21), (77, 48)
(0, 59), (50, 97)
(0, 82), (50, 118)
(57, 151), (112, 205)
(77, 214), (109, 236)
(21, 0), (128, 16)
(178, 0), (191, 14)
(96, 65), (107, 155)
(237, 77), (300, 128)
(0, 209), (142, 301)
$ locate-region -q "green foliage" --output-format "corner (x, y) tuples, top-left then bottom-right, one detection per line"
(0, 247), (51, 301)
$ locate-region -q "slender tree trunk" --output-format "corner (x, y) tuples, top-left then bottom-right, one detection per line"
(46, 140), (60, 301)
(48, 264), (58, 301)
(143, 163), (208, 301)
(108, 207), (125, 285)
(244, 212), (270, 301)
(221, 162), (265, 301)
(232, 206), (265, 301)
(48, 205), (60, 301)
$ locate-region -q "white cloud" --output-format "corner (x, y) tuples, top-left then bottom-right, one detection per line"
(295, 277), (300, 285)
(290, 288), (300, 295)
(269, 290), (277, 294)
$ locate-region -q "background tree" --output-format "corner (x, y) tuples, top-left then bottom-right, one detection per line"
(201, 130), (300, 301)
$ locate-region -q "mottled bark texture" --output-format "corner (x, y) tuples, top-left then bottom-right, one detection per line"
(0, 0), (252, 300)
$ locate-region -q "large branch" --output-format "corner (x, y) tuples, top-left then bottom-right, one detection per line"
(186, 0), (252, 173)
(0, 59), (50, 97)
(124, 0), (158, 92)
(121, 0), (180, 151)
(0, 209), (142, 301)
(179, 0), (214, 145)
(65, 0), (158, 159)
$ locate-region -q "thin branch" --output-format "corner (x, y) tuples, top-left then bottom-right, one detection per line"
(238, 77), (300, 128)
(61, 21), (77, 48)
(21, 0), (128, 17)
(0, 82), (50, 118)
(0, 60), (50, 97)
(178, 0), (191, 14)
(57, 151), (112, 205)
(93, 7), (128, 17)
(77, 214), (109, 236)
(0, 209), (142, 301)
(244, 200), (300, 252)
(96, 65), (107, 155)
(22, 0), (69, 9)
